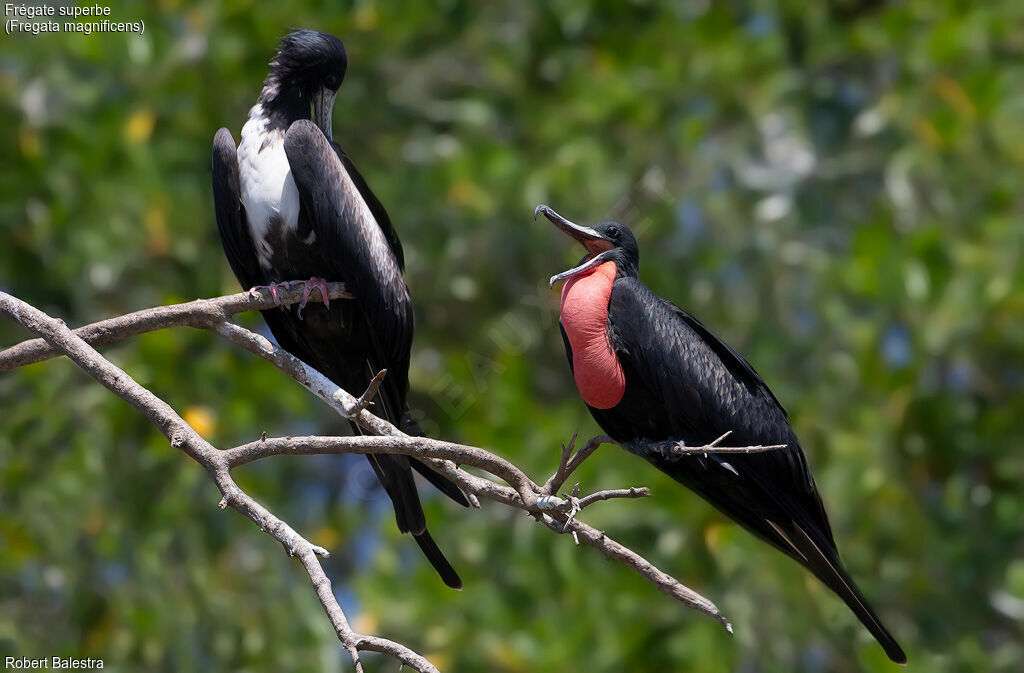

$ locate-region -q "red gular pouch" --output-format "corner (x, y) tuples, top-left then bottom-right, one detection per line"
(559, 260), (625, 410)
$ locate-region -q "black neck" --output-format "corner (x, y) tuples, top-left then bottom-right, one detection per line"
(611, 251), (639, 279)
(255, 73), (309, 131)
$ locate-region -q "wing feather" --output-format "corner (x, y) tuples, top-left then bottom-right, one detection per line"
(282, 120), (413, 372)
(333, 142), (405, 271)
(604, 277), (831, 544)
(583, 277), (902, 661)
(211, 128), (262, 288)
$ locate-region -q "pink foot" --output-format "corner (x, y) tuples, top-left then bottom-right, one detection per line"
(248, 281), (290, 307)
(301, 277), (330, 310)
(296, 277), (330, 319)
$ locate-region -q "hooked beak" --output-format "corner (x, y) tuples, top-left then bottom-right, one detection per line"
(535, 204), (616, 288)
(535, 204), (613, 256)
(548, 249), (618, 288)
(313, 86), (337, 141)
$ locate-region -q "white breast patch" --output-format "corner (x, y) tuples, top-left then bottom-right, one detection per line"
(236, 105), (301, 270)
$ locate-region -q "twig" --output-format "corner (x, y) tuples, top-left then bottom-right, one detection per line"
(536, 512), (732, 631)
(545, 432), (786, 496)
(576, 486), (650, 509)
(535, 484), (649, 523)
(546, 431), (578, 496)
(543, 433), (611, 495)
(627, 430), (788, 460)
(347, 368), (387, 418)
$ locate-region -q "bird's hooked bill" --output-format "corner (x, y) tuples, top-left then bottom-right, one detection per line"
(548, 249), (618, 288)
(536, 204), (615, 287)
(312, 86), (337, 141)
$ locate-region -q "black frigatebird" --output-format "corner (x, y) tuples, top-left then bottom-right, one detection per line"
(537, 204), (905, 663)
(210, 30), (468, 587)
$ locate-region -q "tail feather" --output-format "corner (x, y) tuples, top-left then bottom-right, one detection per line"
(365, 452), (426, 535)
(701, 456), (906, 664)
(791, 524), (906, 664)
(358, 383), (462, 586)
(400, 412), (470, 507)
(414, 529), (462, 589)
(357, 410), (464, 588)
(410, 457), (470, 507)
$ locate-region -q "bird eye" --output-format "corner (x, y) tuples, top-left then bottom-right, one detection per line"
(606, 226), (619, 238)
(325, 74), (339, 89)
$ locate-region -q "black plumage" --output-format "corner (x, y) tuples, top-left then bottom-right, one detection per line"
(211, 30), (466, 587)
(539, 205), (905, 663)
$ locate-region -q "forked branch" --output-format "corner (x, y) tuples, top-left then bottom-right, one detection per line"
(0, 287), (784, 670)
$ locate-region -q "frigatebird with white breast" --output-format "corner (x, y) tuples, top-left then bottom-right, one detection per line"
(210, 29), (468, 587)
(537, 204), (905, 663)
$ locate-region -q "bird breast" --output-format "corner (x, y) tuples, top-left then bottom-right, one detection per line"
(559, 261), (626, 409)
(237, 109), (303, 270)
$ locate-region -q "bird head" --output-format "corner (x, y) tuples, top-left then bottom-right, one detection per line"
(535, 205), (639, 287)
(265, 30), (348, 139)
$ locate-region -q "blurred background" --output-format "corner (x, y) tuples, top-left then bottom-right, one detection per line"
(2, 1), (1022, 671)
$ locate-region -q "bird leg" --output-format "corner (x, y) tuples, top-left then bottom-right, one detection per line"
(622, 437), (650, 458)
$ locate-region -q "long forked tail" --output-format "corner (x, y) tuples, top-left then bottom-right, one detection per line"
(414, 529), (462, 589)
(359, 408), (468, 589)
(364, 450), (463, 589)
(791, 525), (907, 664)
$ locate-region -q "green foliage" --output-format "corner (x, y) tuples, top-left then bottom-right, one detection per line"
(2, 1), (1022, 671)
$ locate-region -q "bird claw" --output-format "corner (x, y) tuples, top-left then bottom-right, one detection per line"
(248, 281), (289, 308)
(668, 440), (687, 458)
(296, 277), (330, 320)
(627, 437), (686, 462)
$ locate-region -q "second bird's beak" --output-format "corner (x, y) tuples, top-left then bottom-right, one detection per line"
(535, 204), (616, 288)
(313, 86), (337, 141)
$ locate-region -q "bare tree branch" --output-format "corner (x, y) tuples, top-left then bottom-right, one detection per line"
(0, 289), (434, 673)
(1, 288), (787, 667)
(0, 283), (352, 372)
